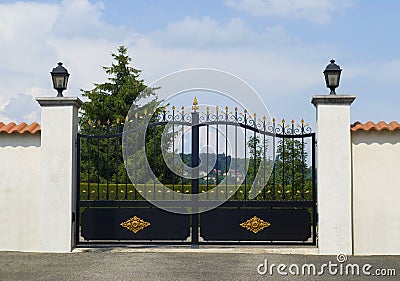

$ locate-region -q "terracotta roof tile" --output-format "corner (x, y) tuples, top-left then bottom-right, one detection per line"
(351, 121), (400, 132)
(0, 122), (41, 134)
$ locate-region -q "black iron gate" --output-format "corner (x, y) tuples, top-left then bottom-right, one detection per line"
(76, 102), (316, 246)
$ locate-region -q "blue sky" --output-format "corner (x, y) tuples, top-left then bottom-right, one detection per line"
(0, 0), (399, 126)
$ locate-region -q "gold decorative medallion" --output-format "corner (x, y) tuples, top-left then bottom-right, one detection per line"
(240, 216), (271, 234)
(120, 216), (150, 234)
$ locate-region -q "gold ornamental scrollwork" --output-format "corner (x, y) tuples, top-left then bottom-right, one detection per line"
(240, 216), (271, 234)
(120, 216), (150, 234)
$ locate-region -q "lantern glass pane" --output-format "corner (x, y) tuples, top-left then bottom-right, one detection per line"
(327, 74), (338, 87)
(53, 76), (65, 89)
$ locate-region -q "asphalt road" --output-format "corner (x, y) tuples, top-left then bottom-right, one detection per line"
(0, 249), (399, 281)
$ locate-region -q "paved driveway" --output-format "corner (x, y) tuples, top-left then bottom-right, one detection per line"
(0, 248), (398, 281)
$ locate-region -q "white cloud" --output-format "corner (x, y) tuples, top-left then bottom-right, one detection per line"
(0, 96), (10, 123)
(151, 16), (295, 49)
(0, 0), (372, 126)
(0, 93), (40, 124)
(52, 0), (126, 40)
(0, 0), (129, 123)
(130, 17), (323, 102)
(0, 1), (58, 73)
(0, 0), (330, 125)
(153, 16), (251, 47)
(128, 36), (325, 127)
(225, 0), (352, 24)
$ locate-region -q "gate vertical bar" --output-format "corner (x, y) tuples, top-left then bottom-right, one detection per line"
(191, 98), (200, 247)
(311, 132), (317, 245)
(75, 133), (81, 246)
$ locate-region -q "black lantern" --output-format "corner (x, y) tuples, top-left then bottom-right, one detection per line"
(323, 59), (342, 95)
(50, 62), (70, 97)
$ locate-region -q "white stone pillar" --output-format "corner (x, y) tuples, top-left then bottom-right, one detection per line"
(311, 95), (356, 255)
(36, 97), (82, 252)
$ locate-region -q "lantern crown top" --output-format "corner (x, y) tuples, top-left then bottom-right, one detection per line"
(324, 59), (341, 72)
(51, 62), (69, 74)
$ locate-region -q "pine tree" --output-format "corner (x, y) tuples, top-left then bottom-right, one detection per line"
(78, 46), (175, 189)
(79, 46), (148, 186)
(80, 45), (147, 125)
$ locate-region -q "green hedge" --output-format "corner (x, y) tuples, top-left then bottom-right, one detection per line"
(79, 181), (313, 201)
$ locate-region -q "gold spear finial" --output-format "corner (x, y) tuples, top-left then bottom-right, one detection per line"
(192, 97), (199, 112)
(162, 105), (166, 111)
(225, 105), (229, 111)
(172, 105), (175, 110)
(291, 119), (295, 124)
(234, 107), (238, 112)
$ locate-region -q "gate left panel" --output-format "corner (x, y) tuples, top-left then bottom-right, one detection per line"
(76, 121), (190, 244)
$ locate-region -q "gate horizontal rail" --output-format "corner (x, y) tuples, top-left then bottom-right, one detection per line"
(79, 200), (315, 208)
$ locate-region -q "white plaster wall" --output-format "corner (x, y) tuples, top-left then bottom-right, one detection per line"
(0, 133), (41, 251)
(0, 97), (80, 253)
(352, 130), (400, 255)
